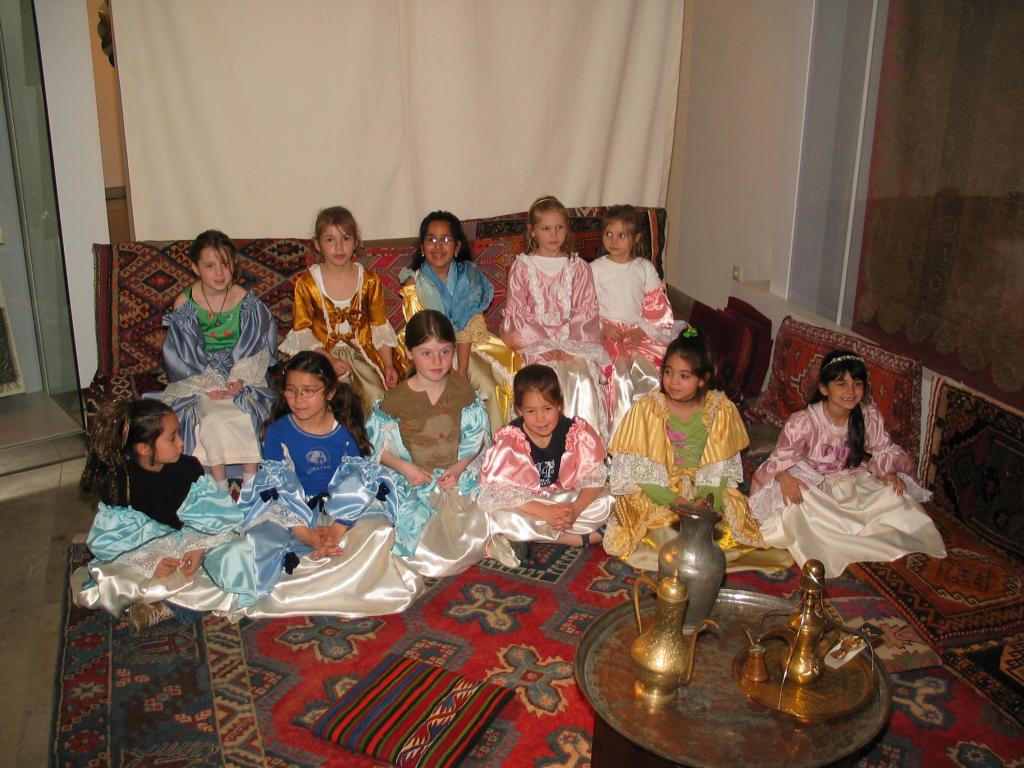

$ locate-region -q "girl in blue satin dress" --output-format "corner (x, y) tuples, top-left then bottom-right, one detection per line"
(368, 310), (492, 577)
(156, 230), (277, 489)
(237, 352), (399, 604)
(75, 399), (257, 631)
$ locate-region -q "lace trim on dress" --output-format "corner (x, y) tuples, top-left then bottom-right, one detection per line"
(695, 454), (743, 488)
(578, 464), (608, 489)
(279, 328), (320, 356)
(113, 529), (236, 578)
(521, 254), (576, 338)
(638, 318), (677, 345)
(610, 452), (668, 495)
(240, 500), (310, 532)
(371, 323), (399, 349)
(477, 481), (535, 512)
(228, 349), (270, 387)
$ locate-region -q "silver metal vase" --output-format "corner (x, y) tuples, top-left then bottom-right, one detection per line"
(658, 497), (726, 631)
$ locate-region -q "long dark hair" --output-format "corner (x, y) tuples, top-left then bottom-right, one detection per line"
(660, 330), (716, 397)
(189, 229), (238, 280)
(809, 350), (872, 469)
(264, 351), (371, 455)
(411, 211), (474, 271)
(80, 399), (174, 506)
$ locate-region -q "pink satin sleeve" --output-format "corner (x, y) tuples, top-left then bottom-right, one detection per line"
(567, 262), (604, 345)
(749, 410), (815, 494)
(499, 261), (545, 352)
(641, 286), (674, 328)
(559, 418), (608, 489)
(479, 426), (542, 488)
(863, 403), (916, 478)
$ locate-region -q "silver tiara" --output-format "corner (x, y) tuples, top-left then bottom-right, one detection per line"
(822, 354), (864, 370)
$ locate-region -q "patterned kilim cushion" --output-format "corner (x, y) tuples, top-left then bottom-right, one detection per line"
(921, 377), (1024, 560)
(312, 653), (513, 768)
(745, 316), (923, 462)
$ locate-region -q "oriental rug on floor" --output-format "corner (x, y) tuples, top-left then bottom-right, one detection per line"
(53, 544), (1024, 766)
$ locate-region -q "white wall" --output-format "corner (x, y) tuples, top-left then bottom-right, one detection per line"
(665, 0), (813, 308)
(34, 0), (107, 384)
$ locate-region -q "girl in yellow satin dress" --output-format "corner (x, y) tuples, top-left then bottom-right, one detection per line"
(400, 211), (519, 433)
(280, 206), (400, 412)
(604, 331), (772, 572)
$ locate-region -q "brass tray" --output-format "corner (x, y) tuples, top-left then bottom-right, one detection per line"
(734, 638), (877, 721)
(574, 589), (891, 768)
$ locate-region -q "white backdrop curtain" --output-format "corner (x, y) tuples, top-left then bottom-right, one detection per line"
(112, 0), (684, 240)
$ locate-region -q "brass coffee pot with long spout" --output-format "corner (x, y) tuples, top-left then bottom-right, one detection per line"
(630, 573), (718, 700)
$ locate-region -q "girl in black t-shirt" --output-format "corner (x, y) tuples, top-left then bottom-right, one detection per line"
(476, 365), (613, 566)
(77, 399), (251, 632)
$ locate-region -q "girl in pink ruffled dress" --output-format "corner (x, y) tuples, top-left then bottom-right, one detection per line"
(500, 195), (611, 438)
(748, 350), (946, 576)
(477, 364), (611, 568)
(589, 205), (679, 435)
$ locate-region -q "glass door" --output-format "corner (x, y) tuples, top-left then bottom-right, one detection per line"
(0, 1), (84, 469)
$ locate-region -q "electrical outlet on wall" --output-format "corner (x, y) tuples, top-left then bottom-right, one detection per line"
(732, 265), (742, 282)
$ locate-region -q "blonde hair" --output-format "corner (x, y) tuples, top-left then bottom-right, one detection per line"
(525, 195), (573, 256)
(314, 206), (363, 259)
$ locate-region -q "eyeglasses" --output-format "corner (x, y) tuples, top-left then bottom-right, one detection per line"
(283, 386), (324, 399)
(424, 235), (455, 246)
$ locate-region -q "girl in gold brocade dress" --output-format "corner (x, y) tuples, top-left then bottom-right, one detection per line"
(604, 331), (776, 572)
(400, 211), (519, 432)
(280, 206), (400, 412)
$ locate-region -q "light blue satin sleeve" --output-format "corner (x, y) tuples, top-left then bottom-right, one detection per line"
(367, 401), (412, 463)
(325, 456), (398, 526)
(456, 395), (491, 493)
(237, 459), (318, 528)
(176, 474), (244, 532)
(87, 504), (178, 561)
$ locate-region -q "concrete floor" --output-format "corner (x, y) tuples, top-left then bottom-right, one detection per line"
(0, 457), (97, 765)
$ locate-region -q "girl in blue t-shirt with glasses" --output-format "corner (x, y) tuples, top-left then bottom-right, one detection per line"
(235, 351), (400, 607)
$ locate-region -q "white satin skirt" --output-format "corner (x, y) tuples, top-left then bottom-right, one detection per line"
(73, 516), (425, 620)
(546, 357), (609, 440)
(194, 396), (262, 466)
(607, 353), (660, 439)
(486, 487), (612, 543)
(399, 488), (491, 578)
(756, 473), (947, 577)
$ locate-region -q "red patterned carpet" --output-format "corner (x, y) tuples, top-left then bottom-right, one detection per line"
(54, 543), (1024, 767)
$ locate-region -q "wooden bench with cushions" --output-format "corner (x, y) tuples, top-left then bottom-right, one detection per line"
(85, 206), (668, 431)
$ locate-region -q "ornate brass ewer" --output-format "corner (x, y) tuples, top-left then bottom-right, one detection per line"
(630, 573), (717, 701)
(734, 560), (880, 721)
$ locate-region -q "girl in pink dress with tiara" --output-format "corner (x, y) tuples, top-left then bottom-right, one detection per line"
(500, 195), (610, 438)
(748, 350), (946, 576)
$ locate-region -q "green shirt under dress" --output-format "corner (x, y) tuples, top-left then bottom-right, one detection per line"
(667, 409), (707, 469)
(189, 288), (242, 352)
